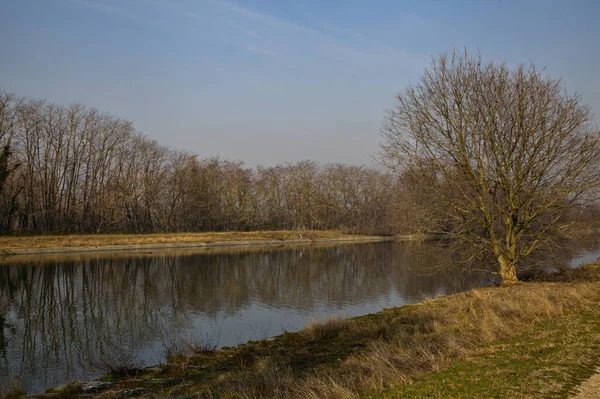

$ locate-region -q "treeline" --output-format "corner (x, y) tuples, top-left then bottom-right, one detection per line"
(0, 90), (405, 234)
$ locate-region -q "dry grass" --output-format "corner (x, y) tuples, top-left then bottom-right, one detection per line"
(163, 332), (219, 371)
(0, 230), (373, 250)
(287, 282), (600, 398)
(43, 382), (84, 399)
(89, 351), (144, 379)
(0, 378), (26, 399)
(300, 316), (349, 341)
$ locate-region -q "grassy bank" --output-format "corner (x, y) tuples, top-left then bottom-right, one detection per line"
(0, 230), (387, 251)
(16, 263), (600, 399)
(386, 310), (600, 398)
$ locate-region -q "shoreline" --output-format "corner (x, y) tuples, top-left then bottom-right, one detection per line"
(27, 263), (600, 399)
(0, 235), (397, 257)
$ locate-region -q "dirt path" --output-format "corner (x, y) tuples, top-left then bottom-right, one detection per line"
(572, 370), (600, 398)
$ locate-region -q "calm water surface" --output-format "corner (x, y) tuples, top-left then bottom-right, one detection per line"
(0, 240), (595, 393)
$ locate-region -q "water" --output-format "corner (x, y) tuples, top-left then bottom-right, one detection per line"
(569, 247), (600, 268)
(0, 240), (595, 393)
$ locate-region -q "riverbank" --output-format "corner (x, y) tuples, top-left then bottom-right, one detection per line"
(19, 263), (600, 399)
(0, 230), (396, 256)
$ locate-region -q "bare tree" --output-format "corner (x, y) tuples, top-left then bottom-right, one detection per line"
(379, 50), (600, 284)
(0, 91), (22, 231)
(0, 91), (19, 193)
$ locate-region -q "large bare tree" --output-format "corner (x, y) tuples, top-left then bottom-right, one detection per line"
(379, 50), (600, 284)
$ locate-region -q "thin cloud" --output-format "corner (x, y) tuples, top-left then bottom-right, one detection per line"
(64, 0), (138, 21)
(314, 18), (419, 62)
(204, 0), (419, 62)
(63, 0), (170, 31)
(184, 10), (276, 56)
(203, 0), (363, 55)
(62, 0), (418, 63)
(238, 43), (275, 56)
(228, 22), (261, 39)
(205, 0), (286, 30)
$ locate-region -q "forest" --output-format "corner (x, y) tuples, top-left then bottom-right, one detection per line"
(0, 89), (415, 235)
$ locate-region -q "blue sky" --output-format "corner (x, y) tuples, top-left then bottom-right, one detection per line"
(1, 0), (598, 166)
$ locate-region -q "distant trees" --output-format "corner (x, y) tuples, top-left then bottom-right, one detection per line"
(0, 89), (396, 234)
(380, 50), (600, 284)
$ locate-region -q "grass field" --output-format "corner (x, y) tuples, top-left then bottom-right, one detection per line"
(16, 263), (600, 399)
(383, 310), (600, 398)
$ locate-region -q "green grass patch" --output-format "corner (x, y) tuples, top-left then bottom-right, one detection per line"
(382, 311), (600, 399)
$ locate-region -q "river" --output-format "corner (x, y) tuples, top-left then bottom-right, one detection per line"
(0, 239), (596, 393)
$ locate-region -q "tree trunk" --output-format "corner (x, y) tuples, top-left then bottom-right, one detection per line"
(498, 254), (519, 285)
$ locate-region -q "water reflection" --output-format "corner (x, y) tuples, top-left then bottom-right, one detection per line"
(0, 240), (593, 393)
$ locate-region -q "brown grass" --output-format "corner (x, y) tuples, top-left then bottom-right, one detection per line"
(300, 316), (349, 341)
(163, 332), (219, 372)
(1, 378), (26, 399)
(284, 282), (600, 398)
(0, 230), (374, 250)
(89, 351), (144, 379)
(49, 382), (83, 399)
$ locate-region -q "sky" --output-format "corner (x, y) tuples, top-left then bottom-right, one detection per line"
(0, 0), (599, 167)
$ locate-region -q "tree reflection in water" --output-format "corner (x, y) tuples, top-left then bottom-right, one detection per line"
(0, 240), (592, 393)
